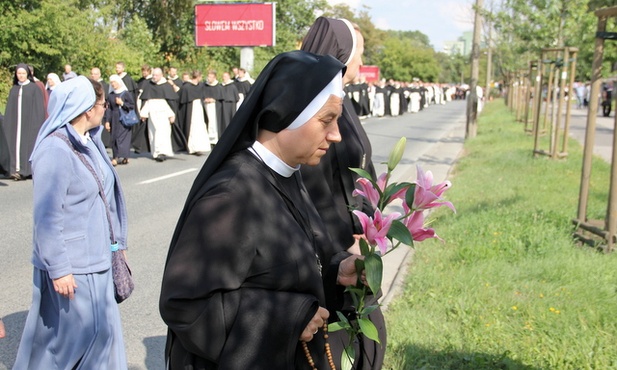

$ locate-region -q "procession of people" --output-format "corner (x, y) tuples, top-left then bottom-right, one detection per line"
(0, 57), (472, 181)
(0, 16), (464, 370)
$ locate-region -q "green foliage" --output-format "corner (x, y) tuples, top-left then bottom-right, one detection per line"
(375, 36), (440, 82)
(493, 0), (617, 82)
(383, 100), (617, 369)
(0, 0), (460, 104)
(116, 15), (162, 75)
(135, 0), (193, 60)
(437, 52), (468, 84)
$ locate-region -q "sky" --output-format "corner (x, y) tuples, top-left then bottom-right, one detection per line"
(326, 0), (475, 51)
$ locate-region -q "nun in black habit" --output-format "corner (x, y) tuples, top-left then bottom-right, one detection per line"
(300, 17), (387, 369)
(1, 63), (46, 180)
(160, 51), (364, 369)
(177, 70), (211, 155)
(218, 72), (240, 136)
(139, 69), (187, 159)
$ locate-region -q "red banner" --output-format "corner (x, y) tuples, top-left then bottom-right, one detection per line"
(359, 65), (380, 83)
(195, 3), (276, 47)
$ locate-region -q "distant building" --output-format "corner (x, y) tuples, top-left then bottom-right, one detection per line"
(443, 31), (473, 56)
(443, 40), (465, 56)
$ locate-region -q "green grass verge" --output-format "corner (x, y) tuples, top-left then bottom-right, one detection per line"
(383, 99), (617, 369)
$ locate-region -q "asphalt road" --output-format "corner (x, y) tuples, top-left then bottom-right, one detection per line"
(0, 99), (468, 370)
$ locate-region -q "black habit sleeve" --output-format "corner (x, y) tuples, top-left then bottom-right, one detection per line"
(160, 152), (328, 369)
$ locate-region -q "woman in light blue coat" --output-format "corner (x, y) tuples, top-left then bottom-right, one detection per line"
(13, 76), (129, 370)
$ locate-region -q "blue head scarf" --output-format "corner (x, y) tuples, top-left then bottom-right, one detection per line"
(30, 76), (96, 160)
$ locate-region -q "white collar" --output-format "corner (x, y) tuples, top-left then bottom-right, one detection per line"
(249, 141), (299, 178)
(79, 131), (91, 146)
(18, 80), (31, 86)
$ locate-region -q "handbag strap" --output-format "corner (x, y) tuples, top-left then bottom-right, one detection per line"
(50, 131), (118, 248)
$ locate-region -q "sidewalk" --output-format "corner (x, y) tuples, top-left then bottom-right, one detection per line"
(379, 114), (467, 309)
(568, 107), (614, 163)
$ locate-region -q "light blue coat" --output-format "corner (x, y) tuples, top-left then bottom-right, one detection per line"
(30, 123), (128, 279)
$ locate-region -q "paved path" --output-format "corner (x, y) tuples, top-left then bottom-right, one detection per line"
(567, 106), (614, 163)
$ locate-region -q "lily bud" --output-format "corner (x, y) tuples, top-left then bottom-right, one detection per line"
(387, 137), (406, 172)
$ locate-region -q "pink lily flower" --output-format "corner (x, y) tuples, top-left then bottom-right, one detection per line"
(352, 177), (381, 209)
(352, 209), (401, 254)
(376, 172), (387, 192)
(403, 210), (441, 242)
(413, 165), (456, 212)
(354, 173), (408, 210)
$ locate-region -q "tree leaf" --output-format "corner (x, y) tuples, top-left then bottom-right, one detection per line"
(349, 167), (374, 182)
(336, 311), (351, 327)
(358, 317), (381, 344)
(383, 181), (412, 205)
(360, 304), (381, 316)
(388, 219), (414, 247)
(359, 238), (370, 256)
(354, 257), (365, 284)
(328, 321), (346, 332)
(341, 345), (355, 370)
(405, 183), (416, 211)
(364, 253), (383, 296)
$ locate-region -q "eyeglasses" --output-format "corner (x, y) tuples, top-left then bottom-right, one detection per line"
(95, 101), (109, 109)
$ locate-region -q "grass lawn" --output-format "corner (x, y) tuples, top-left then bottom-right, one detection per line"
(383, 99), (617, 369)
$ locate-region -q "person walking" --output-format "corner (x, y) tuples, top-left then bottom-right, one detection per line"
(177, 70), (211, 155)
(300, 16), (387, 369)
(139, 67), (179, 162)
(105, 74), (135, 165)
(13, 76), (129, 370)
(0, 63), (46, 180)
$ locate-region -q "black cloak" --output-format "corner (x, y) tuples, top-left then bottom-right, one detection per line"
(177, 81), (208, 142)
(203, 82), (223, 140)
(140, 79), (187, 153)
(218, 81), (239, 135)
(359, 81), (370, 116)
(132, 76), (150, 153)
(396, 85), (408, 115)
(160, 51), (346, 369)
(1, 63), (46, 178)
(234, 78), (251, 97)
(122, 73), (139, 98)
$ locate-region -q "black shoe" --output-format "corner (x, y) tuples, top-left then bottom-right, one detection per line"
(155, 155), (166, 162)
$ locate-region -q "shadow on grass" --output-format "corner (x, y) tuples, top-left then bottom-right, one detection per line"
(386, 343), (542, 370)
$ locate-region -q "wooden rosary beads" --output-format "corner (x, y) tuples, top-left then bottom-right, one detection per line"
(302, 322), (337, 370)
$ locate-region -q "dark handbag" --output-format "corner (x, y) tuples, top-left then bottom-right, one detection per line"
(112, 249), (134, 303)
(51, 131), (134, 303)
(118, 92), (140, 127)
